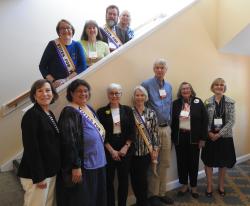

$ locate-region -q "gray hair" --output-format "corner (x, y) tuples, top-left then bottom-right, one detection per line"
(176, 82), (196, 99)
(132, 85), (148, 103)
(153, 58), (168, 69)
(120, 10), (131, 24)
(107, 83), (122, 93)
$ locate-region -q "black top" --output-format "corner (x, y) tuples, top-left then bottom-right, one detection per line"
(18, 103), (60, 183)
(97, 104), (136, 151)
(171, 97), (208, 145)
(58, 106), (84, 171)
(211, 96), (226, 133)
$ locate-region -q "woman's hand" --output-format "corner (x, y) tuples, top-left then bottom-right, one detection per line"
(36, 180), (47, 189)
(209, 132), (220, 141)
(72, 168), (82, 183)
(208, 132), (214, 139)
(198, 140), (205, 148)
(150, 150), (158, 162)
(52, 79), (66, 88)
(119, 145), (129, 157)
(212, 133), (220, 141)
(111, 150), (121, 161)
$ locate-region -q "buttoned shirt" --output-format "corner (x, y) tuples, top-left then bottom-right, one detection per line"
(142, 77), (172, 125)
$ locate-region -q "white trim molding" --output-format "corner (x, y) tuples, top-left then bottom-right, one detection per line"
(0, 150), (23, 172)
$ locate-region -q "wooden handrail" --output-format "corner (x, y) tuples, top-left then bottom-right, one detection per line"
(5, 90), (30, 108)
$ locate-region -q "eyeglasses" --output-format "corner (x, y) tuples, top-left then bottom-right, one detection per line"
(75, 89), (89, 94)
(59, 27), (72, 31)
(109, 92), (121, 97)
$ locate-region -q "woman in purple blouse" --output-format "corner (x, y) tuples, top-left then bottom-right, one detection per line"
(56, 79), (106, 206)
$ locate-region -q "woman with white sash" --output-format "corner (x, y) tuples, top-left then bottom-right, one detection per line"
(130, 86), (160, 206)
(39, 19), (87, 88)
(56, 79), (107, 206)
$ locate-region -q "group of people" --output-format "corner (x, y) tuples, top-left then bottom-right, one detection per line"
(39, 5), (134, 88)
(18, 58), (236, 206)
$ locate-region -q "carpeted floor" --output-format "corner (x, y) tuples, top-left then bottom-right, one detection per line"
(0, 160), (249, 206)
(0, 171), (23, 206)
(164, 159), (250, 206)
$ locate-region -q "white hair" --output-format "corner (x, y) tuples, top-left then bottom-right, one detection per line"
(153, 58), (168, 69)
(107, 83), (122, 93)
(132, 85), (148, 102)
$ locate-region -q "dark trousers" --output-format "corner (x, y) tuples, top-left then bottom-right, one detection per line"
(175, 131), (200, 187)
(130, 154), (151, 206)
(106, 155), (131, 206)
(56, 166), (106, 206)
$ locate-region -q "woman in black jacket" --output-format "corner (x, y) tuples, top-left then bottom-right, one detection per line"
(56, 79), (106, 206)
(97, 83), (135, 206)
(18, 79), (60, 206)
(171, 82), (208, 199)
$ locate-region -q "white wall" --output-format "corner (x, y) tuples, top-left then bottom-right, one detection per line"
(0, 0), (193, 105)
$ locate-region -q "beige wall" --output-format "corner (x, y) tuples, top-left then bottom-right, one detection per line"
(217, 0), (250, 48)
(55, 0), (249, 181)
(1, 0), (250, 191)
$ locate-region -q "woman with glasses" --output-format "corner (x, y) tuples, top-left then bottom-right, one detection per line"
(97, 83), (135, 206)
(56, 79), (107, 206)
(39, 19), (87, 88)
(171, 82), (208, 199)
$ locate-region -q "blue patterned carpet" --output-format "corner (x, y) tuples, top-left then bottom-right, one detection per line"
(165, 159), (250, 206)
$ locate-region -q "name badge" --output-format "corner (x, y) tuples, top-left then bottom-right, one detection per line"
(214, 118), (222, 126)
(159, 89), (167, 98)
(109, 42), (116, 49)
(180, 110), (189, 117)
(89, 51), (98, 59)
(113, 114), (120, 124)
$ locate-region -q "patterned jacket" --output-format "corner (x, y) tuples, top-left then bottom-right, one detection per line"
(205, 95), (235, 138)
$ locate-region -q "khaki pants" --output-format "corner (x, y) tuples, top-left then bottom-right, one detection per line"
(148, 126), (171, 197)
(20, 175), (56, 206)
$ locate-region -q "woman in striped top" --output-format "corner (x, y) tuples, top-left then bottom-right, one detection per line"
(130, 85), (160, 206)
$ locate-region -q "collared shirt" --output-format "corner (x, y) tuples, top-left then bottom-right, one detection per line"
(132, 107), (160, 156)
(142, 77), (172, 125)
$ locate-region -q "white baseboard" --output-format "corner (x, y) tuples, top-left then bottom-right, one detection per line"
(0, 150), (23, 172)
(127, 153), (250, 205)
(236, 153), (250, 164)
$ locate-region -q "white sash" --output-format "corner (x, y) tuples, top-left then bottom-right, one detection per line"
(133, 108), (153, 153)
(79, 107), (105, 142)
(54, 38), (76, 74)
(103, 25), (123, 49)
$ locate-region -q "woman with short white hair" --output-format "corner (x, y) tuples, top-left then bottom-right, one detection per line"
(130, 85), (160, 206)
(97, 83), (135, 206)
